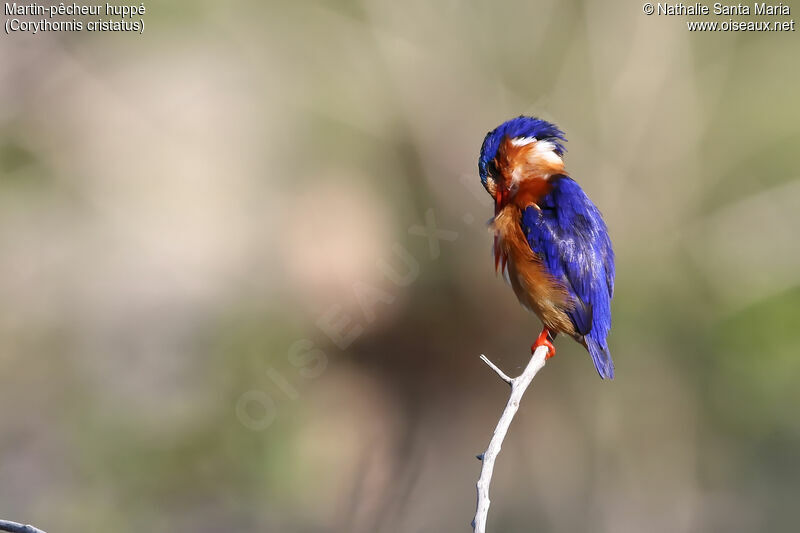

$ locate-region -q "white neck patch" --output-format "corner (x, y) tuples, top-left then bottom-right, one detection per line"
(510, 136), (537, 147)
(508, 137), (563, 182)
(531, 140), (562, 166)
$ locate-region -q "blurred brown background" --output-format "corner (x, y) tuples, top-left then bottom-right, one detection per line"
(1, 1), (799, 532)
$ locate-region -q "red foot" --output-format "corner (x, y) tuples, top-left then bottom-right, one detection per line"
(531, 327), (556, 360)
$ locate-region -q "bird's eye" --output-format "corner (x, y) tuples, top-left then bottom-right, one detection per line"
(488, 161), (499, 179)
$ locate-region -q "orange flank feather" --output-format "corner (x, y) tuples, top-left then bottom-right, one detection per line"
(492, 204), (576, 337)
(494, 235), (501, 271)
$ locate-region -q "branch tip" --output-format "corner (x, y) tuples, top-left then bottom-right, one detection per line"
(478, 354), (513, 385)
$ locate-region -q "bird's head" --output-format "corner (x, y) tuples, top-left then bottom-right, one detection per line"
(478, 116), (567, 213)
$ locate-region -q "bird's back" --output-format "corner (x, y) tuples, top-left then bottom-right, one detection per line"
(522, 176), (615, 377)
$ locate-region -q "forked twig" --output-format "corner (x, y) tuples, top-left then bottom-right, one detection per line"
(472, 345), (549, 533)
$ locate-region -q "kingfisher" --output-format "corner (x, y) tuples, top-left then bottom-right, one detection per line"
(478, 116), (615, 378)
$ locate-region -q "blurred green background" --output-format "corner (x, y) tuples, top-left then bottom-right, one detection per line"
(1, 1), (799, 532)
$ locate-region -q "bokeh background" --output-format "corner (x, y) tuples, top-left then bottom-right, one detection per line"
(2, 1), (800, 532)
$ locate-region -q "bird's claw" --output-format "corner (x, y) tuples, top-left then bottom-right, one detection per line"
(531, 328), (556, 359)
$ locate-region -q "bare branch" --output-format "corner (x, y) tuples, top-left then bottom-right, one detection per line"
(478, 354), (512, 385)
(472, 345), (549, 533)
(0, 520), (47, 533)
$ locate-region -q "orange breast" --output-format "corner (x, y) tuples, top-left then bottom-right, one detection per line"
(492, 204), (576, 337)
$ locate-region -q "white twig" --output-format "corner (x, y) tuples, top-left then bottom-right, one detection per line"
(472, 345), (549, 533)
(0, 520), (47, 533)
(478, 354), (513, 385)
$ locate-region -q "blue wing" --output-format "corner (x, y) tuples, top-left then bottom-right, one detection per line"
(521, 176), (616, 378)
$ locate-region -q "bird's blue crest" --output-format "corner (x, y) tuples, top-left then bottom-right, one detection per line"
(478, 116), (567, 186)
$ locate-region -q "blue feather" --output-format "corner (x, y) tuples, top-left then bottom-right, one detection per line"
(521, 176), (616, 379)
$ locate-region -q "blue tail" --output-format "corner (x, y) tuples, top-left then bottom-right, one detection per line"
(585, 336), (614, 379)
